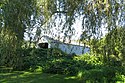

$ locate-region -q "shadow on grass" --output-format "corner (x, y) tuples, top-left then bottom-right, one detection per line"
(0, 71), (82, 83)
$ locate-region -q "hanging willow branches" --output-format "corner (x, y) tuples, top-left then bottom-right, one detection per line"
(1, 0), (124, 40)
(36, 0), (124, 40)
(0, 0), (39, 68)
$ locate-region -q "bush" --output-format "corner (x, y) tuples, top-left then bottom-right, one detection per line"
(77, 66), (125, 83)
(42, 54), (97, 75)
(13, 48), (67, 71)
(44, 59), (80, 75)
(7, 47), (125, 83)
(82, 69), (104, 83)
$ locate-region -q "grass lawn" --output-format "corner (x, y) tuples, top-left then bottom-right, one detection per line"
(0, 71), (82, 83)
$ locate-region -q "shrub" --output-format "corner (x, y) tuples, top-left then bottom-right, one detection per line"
(82, 69), (104, 83)
(13, 48), (67, 71)
(77, 66), (125, 83)
(43, 58), (79, 75)
(8, 47), (125, 83)
(42, 54), (96, 75)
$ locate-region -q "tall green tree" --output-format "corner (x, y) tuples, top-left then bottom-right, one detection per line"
(1, 0), (38, 40)
(0, 0), (38, 68)
(91, 27), (125, 65)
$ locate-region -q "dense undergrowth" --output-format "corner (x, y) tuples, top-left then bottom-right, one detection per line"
(1, 48), (125, 82)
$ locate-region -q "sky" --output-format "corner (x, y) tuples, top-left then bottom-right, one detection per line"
(24, 14), (108, 43)
(24, 15), (83, 41)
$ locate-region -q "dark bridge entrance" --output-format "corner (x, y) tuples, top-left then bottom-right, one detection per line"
(38, 43), (48, 48)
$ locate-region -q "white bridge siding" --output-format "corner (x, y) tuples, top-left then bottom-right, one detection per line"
(38, 36), (90, 55)
(50, 42), (90, 55)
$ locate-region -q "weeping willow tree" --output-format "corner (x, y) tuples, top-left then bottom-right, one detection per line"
(90, 27), (125, 65)
(39, 0), (122, 36)
(104, 27), (125, 64)
(0, 0), (39, 69)
(0, 0), (125, 68)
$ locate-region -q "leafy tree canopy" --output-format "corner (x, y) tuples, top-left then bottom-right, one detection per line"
(0, 0), (125, 40)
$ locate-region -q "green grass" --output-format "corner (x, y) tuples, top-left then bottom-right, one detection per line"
(0, 71), (82, 83)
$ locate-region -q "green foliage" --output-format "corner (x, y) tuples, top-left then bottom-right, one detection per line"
(1, 0), (38, 40)
(74, 53), (103, 66)
(44, 58), (80, 75)
(1, 48), (125, 82)
(77, 66), (125, 83)
(0, 29), (20, 67)
(23, 50), (103, 75)
(0, 0), (39, 70)
(11, 48), (67, 71)
(1, 0), (125, 74)
(90, 27), (125, 66)
(0, 1), (125, 83)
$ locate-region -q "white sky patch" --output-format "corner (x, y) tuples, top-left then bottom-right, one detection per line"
(24, 14), (108, 42)
(71, 17), (83, 40)
(101, 23), (108, 37)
